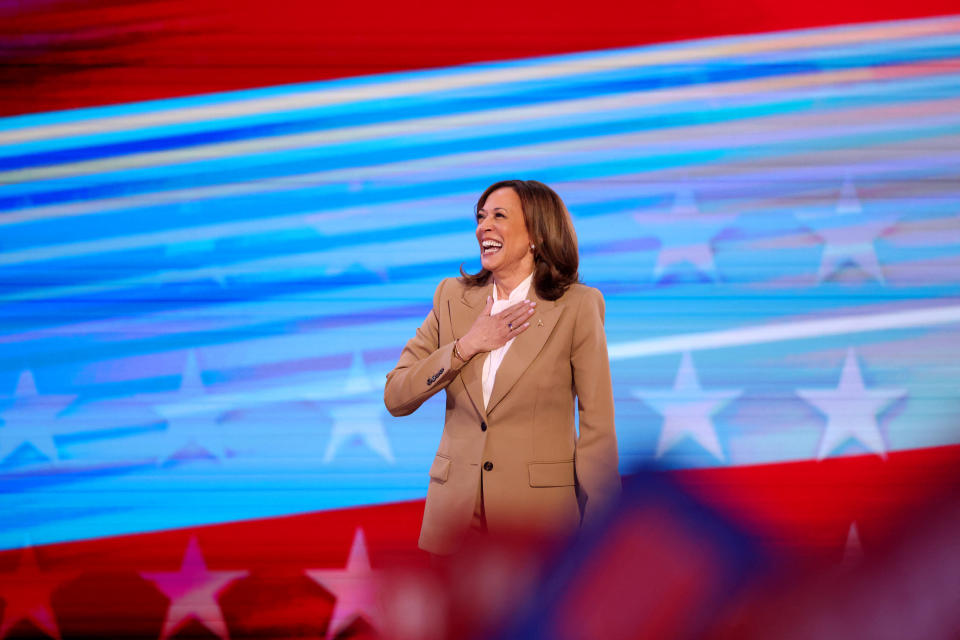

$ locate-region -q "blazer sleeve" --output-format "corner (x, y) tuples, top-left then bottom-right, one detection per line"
(571, 287), (621, 524)
(384, 278), (466, 417)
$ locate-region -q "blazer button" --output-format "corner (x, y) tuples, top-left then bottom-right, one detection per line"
(483, 461), (493, 471)
(480, 421), (487, 432)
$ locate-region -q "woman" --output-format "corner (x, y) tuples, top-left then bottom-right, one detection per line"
(384, 179), (620, 555)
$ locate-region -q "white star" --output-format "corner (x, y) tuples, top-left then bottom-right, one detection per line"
(324, 405), (394, 464)
(811, 217), (893, 283)
(321, 258), (387, 282)
(670, 185), (700, 217)
(633, 187), (736, 280)
(343, 352), (373, 396)
(151, 351), (228, 464)
(141, 537), (247, 640)
(323, 353), (394, 464)
(797, 179), (895, 283)
(631, 352), (742, 462)
(0, 370), (74, 464)
(797, 348), (906, 460)
(836, 176), (862, 215)
(306, 528), (382, 640)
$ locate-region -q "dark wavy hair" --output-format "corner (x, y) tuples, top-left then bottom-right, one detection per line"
(459, 179), (580, 301)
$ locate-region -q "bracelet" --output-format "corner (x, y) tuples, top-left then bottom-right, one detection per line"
(453, 338), (468, 362)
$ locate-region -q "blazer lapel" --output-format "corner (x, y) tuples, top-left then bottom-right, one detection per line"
(485, 288), (563, 414)
(452, 283), (488, 417)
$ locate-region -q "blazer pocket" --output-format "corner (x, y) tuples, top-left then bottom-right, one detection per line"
(528, 460), (575, 487)
(429, 454), (451, 483)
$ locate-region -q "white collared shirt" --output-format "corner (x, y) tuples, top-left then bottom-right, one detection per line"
(481, 272), (534, 409)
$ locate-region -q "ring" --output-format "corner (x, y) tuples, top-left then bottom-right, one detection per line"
(508, 322), (513, 329)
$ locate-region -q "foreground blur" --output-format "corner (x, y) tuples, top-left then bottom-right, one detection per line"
(375, 467), (960, 640)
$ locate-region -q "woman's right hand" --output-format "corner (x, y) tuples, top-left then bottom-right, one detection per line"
(458, 296), (536, 360)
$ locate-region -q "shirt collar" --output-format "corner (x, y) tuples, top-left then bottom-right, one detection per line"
(492, 271), (534, 303)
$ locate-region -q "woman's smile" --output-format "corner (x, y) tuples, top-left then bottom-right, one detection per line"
(481, 238), (503, 255)
(476, 187), (534, 281)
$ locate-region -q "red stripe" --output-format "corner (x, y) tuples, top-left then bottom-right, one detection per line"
(674, 444), (960, 558)
(4, 500), (426, 572)
(1, 445), (957, 636)
(2, 0), (957, 116)
(5, 444), (956, 571)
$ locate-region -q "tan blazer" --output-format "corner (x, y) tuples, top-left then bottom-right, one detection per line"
(384, 277), (620, 555)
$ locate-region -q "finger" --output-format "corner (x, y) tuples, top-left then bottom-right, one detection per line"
(483, 295), (494, 316)
(502, 304), (535, 325)
(508, 321), (531, 337)
(497, 301), (534, 322)
(502, 300), (533, 316)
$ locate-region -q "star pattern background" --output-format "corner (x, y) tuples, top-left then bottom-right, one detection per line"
(142, 537), (248, 640)
(0, 371), (74, 469)
(632, 352), (742, 462)
(797, 348), (906, 461)
(3, 7), (960, 640)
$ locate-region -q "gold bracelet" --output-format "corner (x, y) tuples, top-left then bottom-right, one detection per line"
(453, 338), (467, 362)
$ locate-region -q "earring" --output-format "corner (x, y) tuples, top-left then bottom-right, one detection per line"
(530, 243), (535, 250)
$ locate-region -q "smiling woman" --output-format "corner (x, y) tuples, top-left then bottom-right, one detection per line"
(473, 186), (535, 295)
(384, 179), (621, 555)
(463, 180), (582, 303)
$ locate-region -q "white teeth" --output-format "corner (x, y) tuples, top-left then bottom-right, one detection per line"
(481, 239), (502, 255)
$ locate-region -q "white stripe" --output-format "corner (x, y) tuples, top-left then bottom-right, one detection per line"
(80, 302), (960, 419)
(2, 16), (958, 146)
(0, 65), (897, 185)
(0, 230), (473, 303)
(0, 133), (957, 290)
(0, 64), (943, 188)
(608, 304), (960, 359)
(4, 87), (960, 234)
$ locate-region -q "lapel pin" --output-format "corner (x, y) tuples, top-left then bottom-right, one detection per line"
(537, 319), (544, 327)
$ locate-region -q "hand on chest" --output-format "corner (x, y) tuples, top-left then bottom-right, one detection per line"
(447, 287), (566, 414)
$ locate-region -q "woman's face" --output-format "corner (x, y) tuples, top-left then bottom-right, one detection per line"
(476, 187), (534, 278)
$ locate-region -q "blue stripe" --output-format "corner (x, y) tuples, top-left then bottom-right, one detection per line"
(3, 16), (951, 135)
(3, 60), (824, 170)
(3, 16), (960, 550)
(5, 67), (959, 209)
(1, 151), (957, 329)
(5, 40), (960, 172)
(6, 73), (960, 214)
(3, 26), (959, 159)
